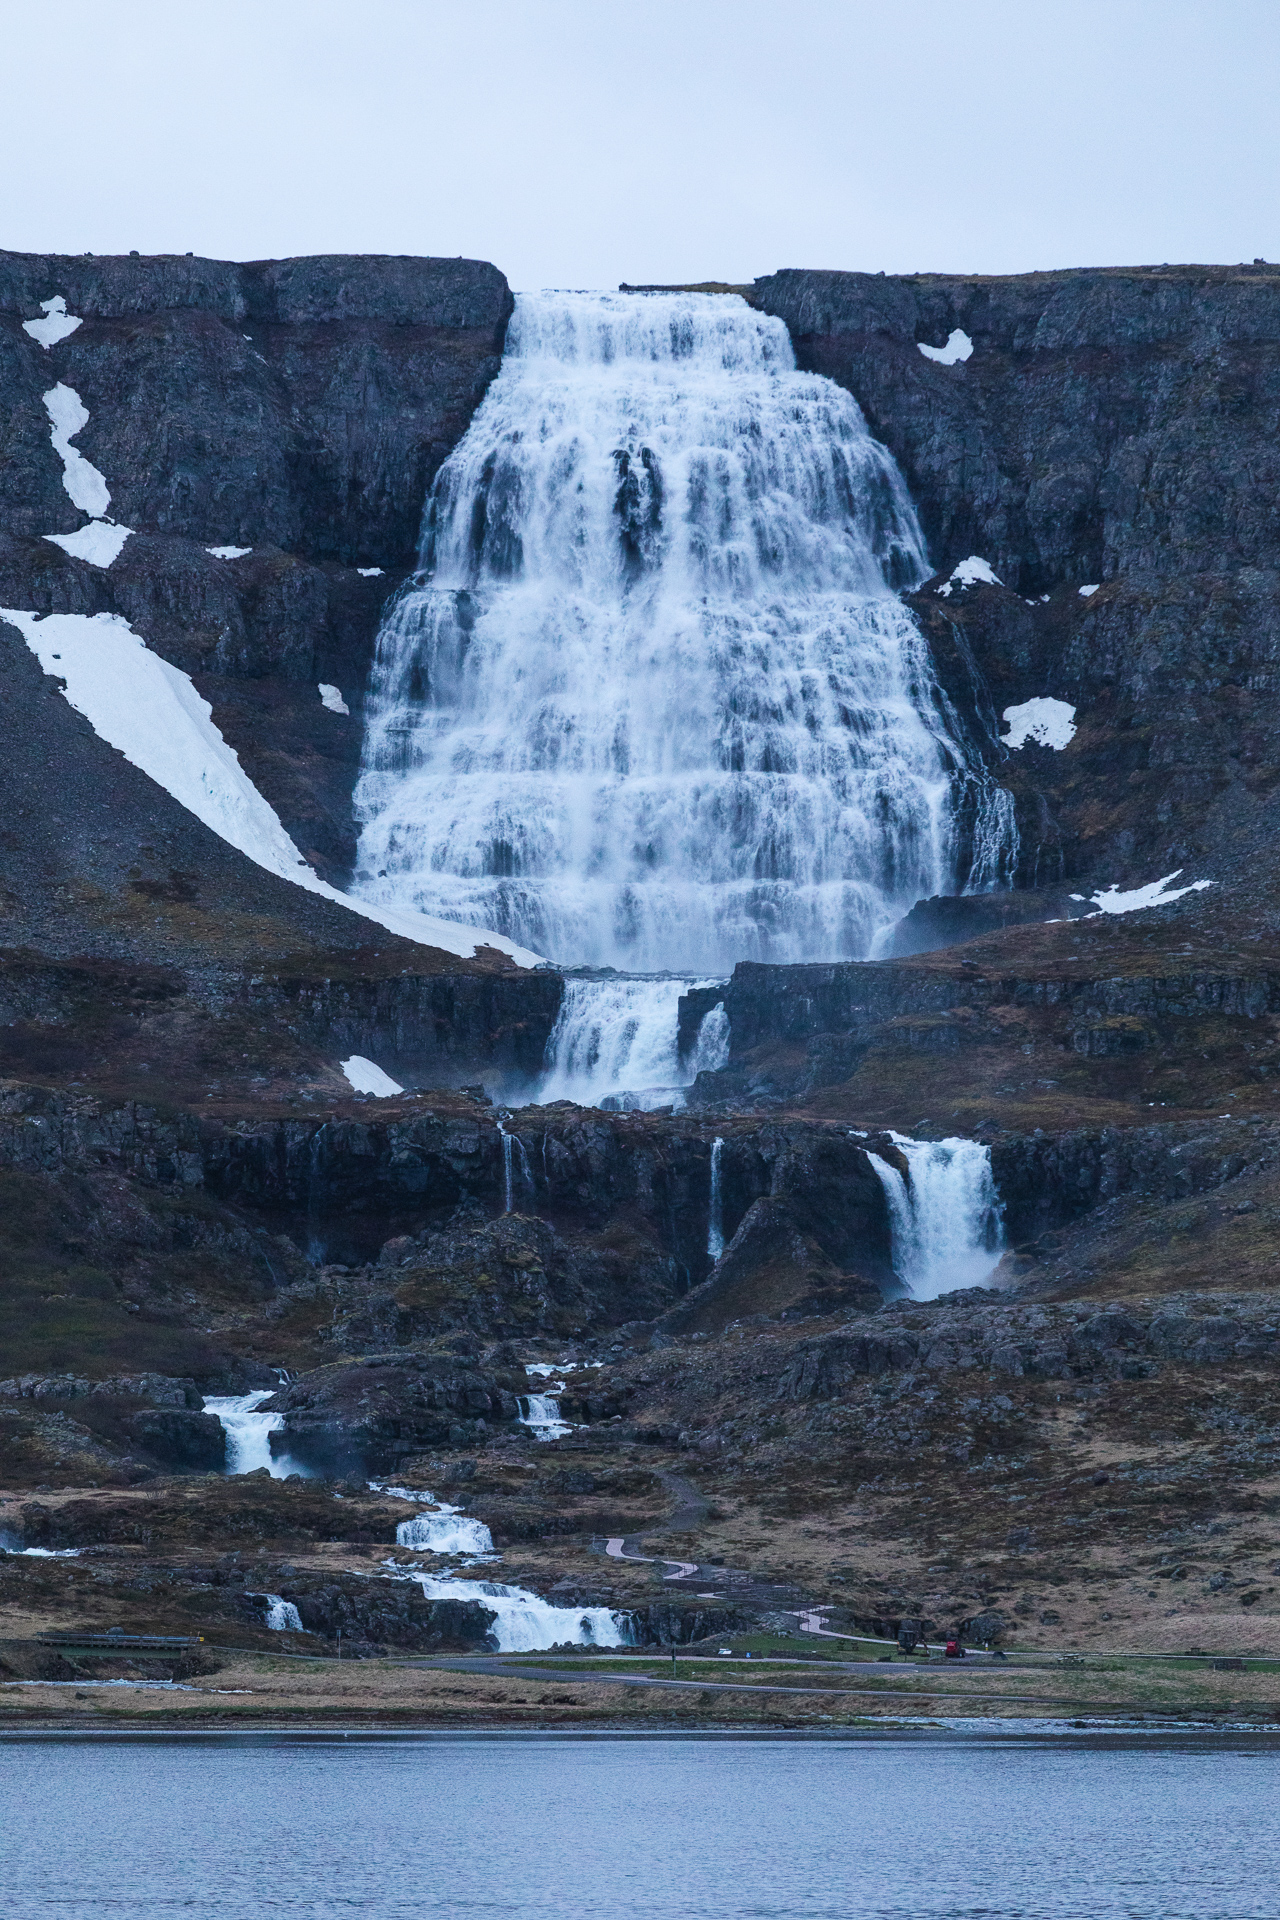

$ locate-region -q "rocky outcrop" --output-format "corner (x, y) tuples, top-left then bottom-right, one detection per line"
(269, 1352), (525, 1475)
(755, 263), (1280, 591)
(775, 1292), (1280, 1391)
(755, 265), (1280, 893)
(0, 250), (512, 897)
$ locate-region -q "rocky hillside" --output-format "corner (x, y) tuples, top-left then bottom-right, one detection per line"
(2, 254), (1279, 1701)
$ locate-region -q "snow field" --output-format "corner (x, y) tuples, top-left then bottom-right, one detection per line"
(0, 608), (541, 967)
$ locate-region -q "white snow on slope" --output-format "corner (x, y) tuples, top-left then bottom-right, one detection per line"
(0, 608), (542, 967)
(918, 328), (973, 366)
(1001, 697), (1077, 751)
(341, 1056), (404, 1096)
(1079, 583), (1100, 597)
(207, 546), (252, 560)
(24, 296), (83, 349)
(45, 522), (134, 568)
(356, 567), (384, 577)
(318, 683), (350, 715)
(1072, 871), (1213, 916)
(937, 555), (1001, 597)
(43, 384), (110, 516)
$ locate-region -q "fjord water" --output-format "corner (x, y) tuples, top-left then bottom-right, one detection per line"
(5, 1731), (1275, 1917)
(354, 291), (1013, 974)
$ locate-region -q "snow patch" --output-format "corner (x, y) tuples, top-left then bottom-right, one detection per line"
(1084, 871), (1213, 916)
(1079, 583), (1100, 597)
(918, 328), (973, 366)
(43, 383), (110, 516)
(0, 608), (542, 967)
(318, 683), (350, 715)
(356, 567), (384, 577)
(937, 555), (1001, 597)
(24, 295), (83, 349)
(1001, 697), (1077, 751)
(206, 546), (252, 560)
(44, 521), (134, 568)
(341, 1056), (404, 1097)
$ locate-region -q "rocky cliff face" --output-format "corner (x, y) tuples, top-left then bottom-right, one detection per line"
(0, 250), (511, 885)
(755, 265), (1280, 896)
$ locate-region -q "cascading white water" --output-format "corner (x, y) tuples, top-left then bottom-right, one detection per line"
(407, 1570), (627, 1651)
(202, 1391), (305, 1478)
(518, 1392), (571, 1440)
(353, 290), (1014, 975)
(707, 1136), (726, 1259)
(395, 1503), (495, 1555)
(868, 1133), (1005, 1299)
(534, 976), (729, 1107)
(263, 1594), (303, 1631)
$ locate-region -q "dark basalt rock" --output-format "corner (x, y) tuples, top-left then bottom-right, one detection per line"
(0, 249), (512, 899)
(754, 264), (1280, 895)
(270, 1352), (522, 1476)
(250, 1577), (497, 1652)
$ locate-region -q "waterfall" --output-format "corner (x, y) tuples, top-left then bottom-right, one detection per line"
(498, 1119), (514, 1213)
(353, 290), (1014, 974)
(518, 1392), (571, 1440)
(534, 975), (727, 1108)
(407, 1570), (627, 1651)
(707, 1136), (726, 1259)
(203, 1390), (305, 1478)
(395, 1505), (495, 1555)
(868, 1133), (1005, 1299)
(263, 1594), (303, 1631)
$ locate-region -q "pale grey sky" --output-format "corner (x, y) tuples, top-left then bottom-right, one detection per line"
(5, 0), (1277, 287)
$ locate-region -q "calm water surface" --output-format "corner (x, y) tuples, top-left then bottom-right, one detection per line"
(3, 1729), (1277, 1918)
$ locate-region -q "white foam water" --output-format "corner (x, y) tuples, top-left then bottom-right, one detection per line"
(354, 290), (1013, 973)
(707, 1136), (726, 1259)
(203, 1391), (304, 1478)
(396, 1505), (495, 1555)
(533, 975), (728, 1107)
(518, 1392), (571, 1440)
(868, 1133), (1005, 1299)
(263, 1595), (303, 1631)
(409, 1570), (627, 1651)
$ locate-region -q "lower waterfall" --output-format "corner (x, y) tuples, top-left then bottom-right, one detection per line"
(263, 1595), (303, 1631)
(408, 1571), (628, 1651)
(517, 1392), (571, 1440)
(533, 976), (728, 1108)
(203, 1391), (305, 1478)
(707, 1136), (726, 1259)
(868, 1133), (1005, 1299)
(395, 1506), (495, 1555)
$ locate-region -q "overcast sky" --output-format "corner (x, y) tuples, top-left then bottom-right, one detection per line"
(4, 0), (1276, 288)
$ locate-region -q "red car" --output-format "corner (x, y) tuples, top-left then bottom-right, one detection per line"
(944, 1637), (965, 1659)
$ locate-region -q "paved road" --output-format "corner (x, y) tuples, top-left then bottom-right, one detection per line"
(396, 1654), (1100, 1710)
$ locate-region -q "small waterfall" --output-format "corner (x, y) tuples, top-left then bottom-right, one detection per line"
(707, 1136), (726, 1259)
(518, 1392), (571, 1440)
(686, 1001), (730, 1080)
(868, 1133), (1005, 1299)
(497, 1118), (533, 1212)
(534, 975), (728, 1108)
(203, 1391), (305, 1478)
(353, 290), (1015, 972)
(305, 1124), (327, 1265)
(263, 1594), (303, 1631)
(498, 1119), (514, 1213)
(396, 1504), (494, 1554)
(407, 1570), (627, 1651)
